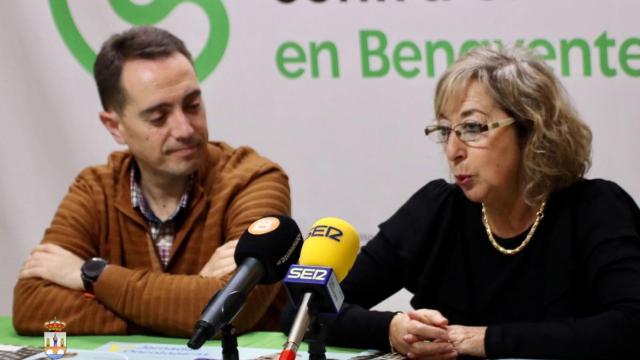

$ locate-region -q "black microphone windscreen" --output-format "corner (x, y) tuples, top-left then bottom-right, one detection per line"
(234, 215), (303, 284)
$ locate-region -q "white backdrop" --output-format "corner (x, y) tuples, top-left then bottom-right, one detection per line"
(1, 0), (639, 316)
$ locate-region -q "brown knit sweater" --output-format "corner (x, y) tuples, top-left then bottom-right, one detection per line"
(13, 141), (291, 337)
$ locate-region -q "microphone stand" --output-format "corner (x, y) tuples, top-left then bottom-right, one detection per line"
(221, 323), (239, 360)
(305, 302), (327, 360)
(303, 300), (329, 360)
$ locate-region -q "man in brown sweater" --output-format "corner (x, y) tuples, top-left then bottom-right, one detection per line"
(13, 26), (290, 337)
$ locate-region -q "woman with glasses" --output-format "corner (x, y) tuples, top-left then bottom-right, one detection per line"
(321, 47), (640, 359)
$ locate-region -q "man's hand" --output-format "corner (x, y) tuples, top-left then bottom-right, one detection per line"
(388, 310), (457, 359)
(199, 239), (239, 278)
(19, 243), (84, 291)
(448, 325), (486, 358)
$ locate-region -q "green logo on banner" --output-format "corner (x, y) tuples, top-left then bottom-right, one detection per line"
(49, 0), (229, 81)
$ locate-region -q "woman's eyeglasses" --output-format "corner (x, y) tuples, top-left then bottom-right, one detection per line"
(424, 118), (515, 144)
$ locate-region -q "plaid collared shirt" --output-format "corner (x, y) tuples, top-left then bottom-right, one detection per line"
(130, 165), (191, 268)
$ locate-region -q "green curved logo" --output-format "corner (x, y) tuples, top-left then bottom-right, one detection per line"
(49, 0), (229, 82)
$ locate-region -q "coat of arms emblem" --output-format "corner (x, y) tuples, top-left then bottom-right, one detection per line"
(43, 318), (66, 359)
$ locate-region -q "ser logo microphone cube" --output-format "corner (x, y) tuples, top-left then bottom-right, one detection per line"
(287, 266), (330, 281)
(284, 265), (344, 313)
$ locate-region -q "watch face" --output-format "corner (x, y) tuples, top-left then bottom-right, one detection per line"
(83, 258), (107, 279)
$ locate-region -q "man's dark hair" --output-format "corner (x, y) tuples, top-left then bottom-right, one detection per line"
(93, 26), (194, 113)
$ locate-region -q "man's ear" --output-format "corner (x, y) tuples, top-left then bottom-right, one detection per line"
(99, 110), (126, 145)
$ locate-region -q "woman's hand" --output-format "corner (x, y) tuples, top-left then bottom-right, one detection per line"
(447, 325), (487, 358)
(388, 309), (457, 359)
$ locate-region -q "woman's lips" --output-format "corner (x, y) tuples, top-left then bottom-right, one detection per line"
(455, 175), (472, 187)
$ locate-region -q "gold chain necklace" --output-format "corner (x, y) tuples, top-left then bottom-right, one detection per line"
(481, 201), (546, 255)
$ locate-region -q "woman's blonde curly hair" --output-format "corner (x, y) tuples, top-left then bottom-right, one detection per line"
(434, 46), (592, 205)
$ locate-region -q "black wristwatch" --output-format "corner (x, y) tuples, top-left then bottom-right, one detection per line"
(81, 257), (108, 293)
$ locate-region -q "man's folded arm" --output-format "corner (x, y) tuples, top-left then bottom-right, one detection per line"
(13, 173), (129, 334)
(91, 266), (237, 336)
(13, 278), (128, 335)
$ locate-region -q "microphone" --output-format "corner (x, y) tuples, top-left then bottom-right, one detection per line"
(279, 217), (360, 360)
(188, 215), (303, 349)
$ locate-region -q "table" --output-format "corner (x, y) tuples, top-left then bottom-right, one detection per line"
(0, 316), (356, 353)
